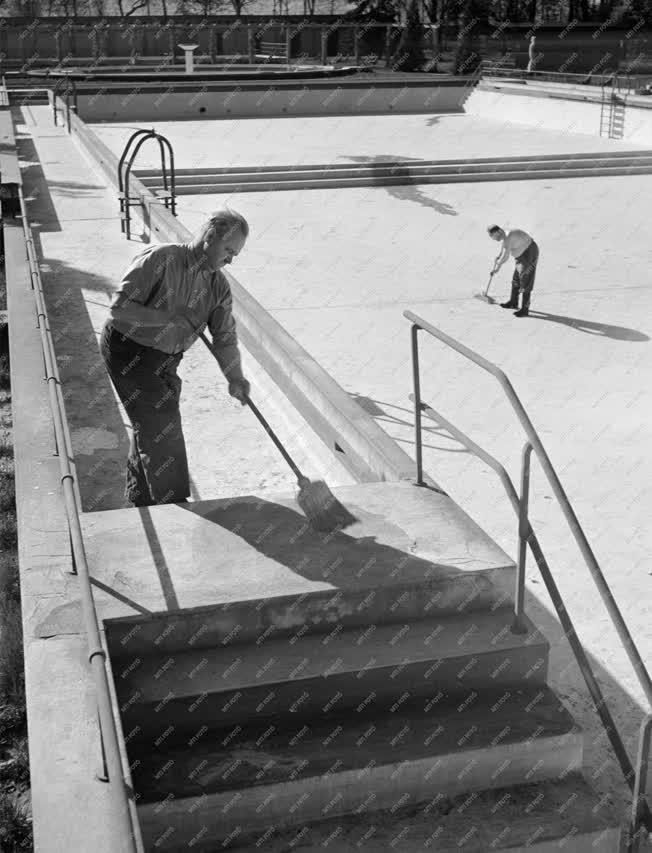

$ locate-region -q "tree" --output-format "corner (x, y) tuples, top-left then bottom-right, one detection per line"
(116, 0), (149, 14)
(225, 0), (255, 14)
(453, 0), (488, 72)
(390, 0), (426, 69)
(349, 0), (398, 20)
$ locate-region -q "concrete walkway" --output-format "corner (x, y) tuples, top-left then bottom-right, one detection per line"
(15, 104), (354, 513)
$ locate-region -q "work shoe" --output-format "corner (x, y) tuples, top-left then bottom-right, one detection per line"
(500, 301), (517, 308)
(514, 308), (529, 317)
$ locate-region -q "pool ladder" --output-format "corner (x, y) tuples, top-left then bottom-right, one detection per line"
(118, 129), (176, 240)
(600, 77), (626, 139)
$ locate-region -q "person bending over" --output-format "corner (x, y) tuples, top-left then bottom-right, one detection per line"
(101, 208), (250, 507)
(488, 224), (539, 317)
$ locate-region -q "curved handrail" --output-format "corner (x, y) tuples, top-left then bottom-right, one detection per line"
(18, 190), (141, 851)
(156, 133), (176, 217)
(52, 76), (66, 125)
(117, 128), (153, 198)
(118, 129), (176, 238)
(405, 309), (651, 834)
(51, 76), (77, 130)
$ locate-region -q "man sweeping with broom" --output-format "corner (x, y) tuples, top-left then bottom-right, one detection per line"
(101, 207), (354, 532)
(101, 208), (250, 508)
(487, 224), (539, 317)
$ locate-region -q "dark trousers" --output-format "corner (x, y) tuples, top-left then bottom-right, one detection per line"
(100, 321), (190, 506)
(508, 241), (539, 309)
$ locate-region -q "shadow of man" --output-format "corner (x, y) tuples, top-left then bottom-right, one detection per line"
(339, 154), (457, 215)
(185, 496), (474, 592)
(527, 311), (649, 342)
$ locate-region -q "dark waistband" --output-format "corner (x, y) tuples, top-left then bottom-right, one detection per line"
(103, 321), (183, 359)
(516, 240), (538, 260)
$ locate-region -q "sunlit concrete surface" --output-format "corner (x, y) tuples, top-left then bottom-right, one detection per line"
(93, 109), (652, 825)
(16, 101), (652, 844)
(89, 111), (652, 173)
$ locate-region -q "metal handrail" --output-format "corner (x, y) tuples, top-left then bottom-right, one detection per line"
(52, 76), (77, 129)
(17, 189), (141, 852)
(405, 310), (651, 835)
(631, 715), (652, 851)
(412, 394), (648, 817)
(117, 128), (176, 240)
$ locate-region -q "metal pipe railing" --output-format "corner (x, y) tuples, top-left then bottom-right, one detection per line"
(17, 190), (141, 852)
(404, 310), (652, 708)
(412, 394), (645, 804)
(405, 310), (651, 836)
(630, 715), (652, 852)
(18, 199), (84, 515)
(515, 442), (532, 633)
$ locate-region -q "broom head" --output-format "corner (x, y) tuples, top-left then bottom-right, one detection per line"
(297, 477), (358, 533)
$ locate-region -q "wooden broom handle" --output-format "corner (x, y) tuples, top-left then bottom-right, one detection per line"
(199, 330), (305, 482)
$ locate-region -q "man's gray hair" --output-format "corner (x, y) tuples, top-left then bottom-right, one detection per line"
(199, 208), (249, 243)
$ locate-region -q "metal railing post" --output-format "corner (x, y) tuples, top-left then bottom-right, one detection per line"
(512, 441), (532, 634)
(97, 706), (109, 782)
(410, 324), (424, 485)
(285, 24), (292, 65)
(247, 23), (255, 64)
(629, 715), (652, 852)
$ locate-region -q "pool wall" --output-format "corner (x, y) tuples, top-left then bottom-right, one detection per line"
(467, 81), (652, 143)
(66, 78), (473, 120)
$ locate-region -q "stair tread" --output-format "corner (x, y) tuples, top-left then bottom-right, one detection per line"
(118, 607), (547, 702)
(134, 148), (652, 177)
(143, 158), (652, 185)
(251, 772), (620, 853)
(161, 165), (652, 193)
(132, 683), (579, 802)
(142, 160), (652, 185)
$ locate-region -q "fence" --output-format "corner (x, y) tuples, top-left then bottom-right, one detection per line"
(1, 17), (651, 73)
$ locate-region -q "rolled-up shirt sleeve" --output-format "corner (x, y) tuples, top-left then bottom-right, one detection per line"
(208, 277), (243, 381)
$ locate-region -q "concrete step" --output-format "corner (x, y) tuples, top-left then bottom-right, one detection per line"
(133, 684), (583, 852)
(141, 155), (652, 188)
(244, 772), (624, 853)
(134, 148), (652, 178)
(98, 482), (516, 659)
(116, 606), (549, 737)
(147, 164), (652, 194)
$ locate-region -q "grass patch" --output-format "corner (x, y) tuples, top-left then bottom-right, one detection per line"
(0, 595), (25, 712)
(0, 354), (9, 392)
(0, 792), (32, 852)
(0, 356), (32, 851)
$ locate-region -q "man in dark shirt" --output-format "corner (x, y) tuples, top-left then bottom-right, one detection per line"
(100, 208), (250, 507)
